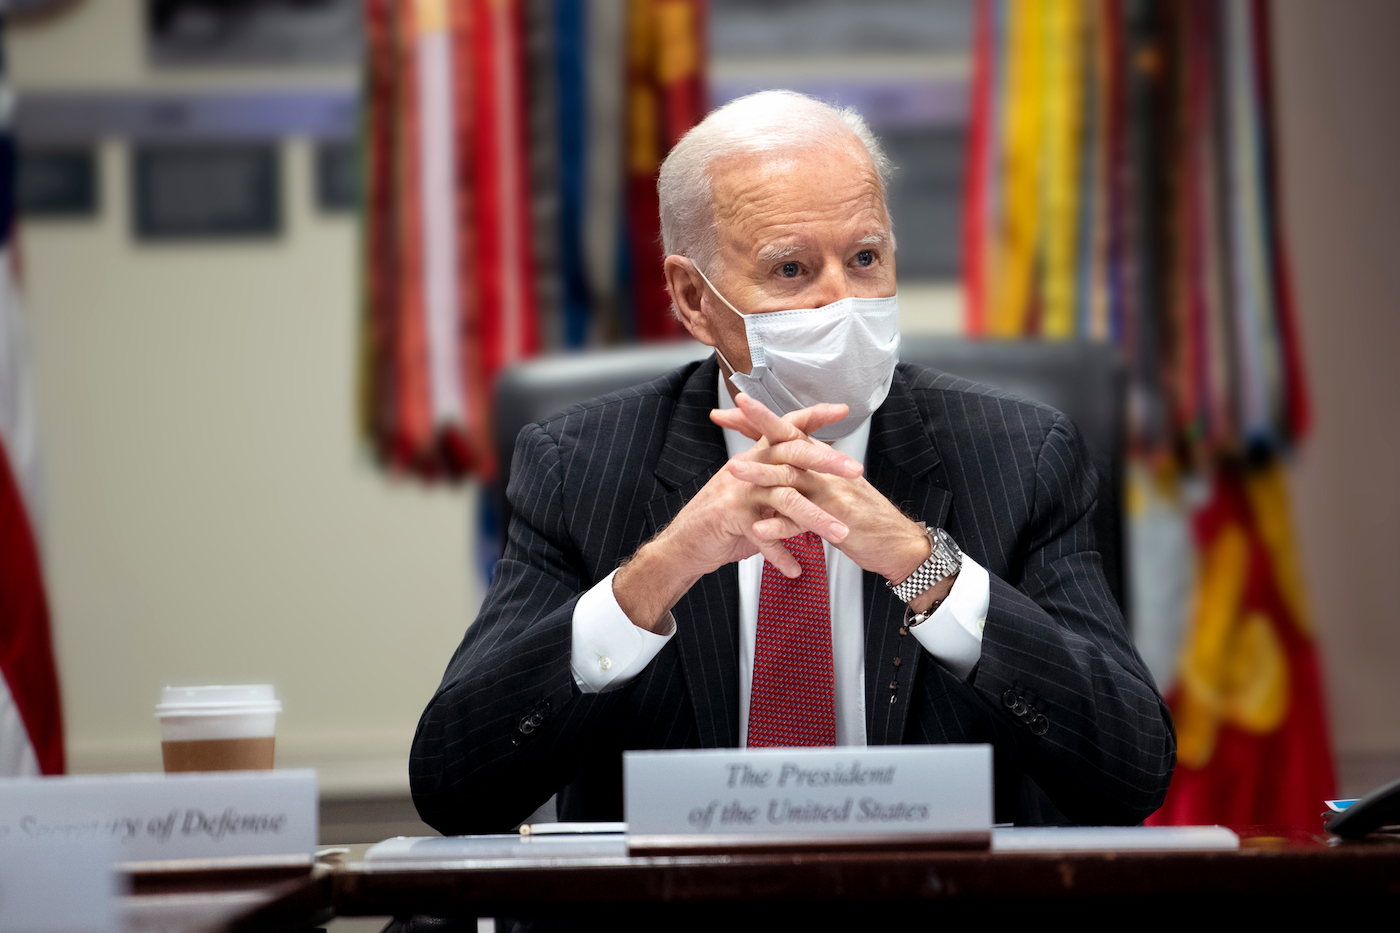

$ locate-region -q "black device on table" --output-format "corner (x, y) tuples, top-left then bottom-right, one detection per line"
(1325, 776), (1400, 839)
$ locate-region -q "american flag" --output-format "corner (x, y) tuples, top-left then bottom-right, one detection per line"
(0, 12), (65, 777)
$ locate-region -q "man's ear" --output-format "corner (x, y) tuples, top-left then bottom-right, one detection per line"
(663, 255), (715, 345)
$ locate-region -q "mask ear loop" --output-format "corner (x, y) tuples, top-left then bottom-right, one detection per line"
(712, 344), (741, 379)
(688, 261), (747, 377)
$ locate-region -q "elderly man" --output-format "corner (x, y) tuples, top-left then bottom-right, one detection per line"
(410, 91), (1175, 830)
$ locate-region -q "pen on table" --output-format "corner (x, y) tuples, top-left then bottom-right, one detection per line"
(520, 821), (628, 837)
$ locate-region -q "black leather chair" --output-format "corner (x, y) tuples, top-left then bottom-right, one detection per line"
(898, 336), (1127, 613)
(492, 337), (1128, 614)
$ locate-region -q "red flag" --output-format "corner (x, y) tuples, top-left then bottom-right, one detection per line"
(625, 0), (705, 341)
(1148, 462), (1334, 826)
(0, 21), (63, 776)
(961, 0), (993, 336)
(0, 439), (61, 775)
(360, 0), (400, 462)
(389, 0), (437, 472)
(361, 0), (538, 481)
(461, 0), (538, 480)
(1249, 0), (1311, 443)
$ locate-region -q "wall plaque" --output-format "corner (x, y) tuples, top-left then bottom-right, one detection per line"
(132, 143), (280, 240)
(315, 139), (357, 212)
(18, 146), (98, 217)
(148, 0), (361, 66)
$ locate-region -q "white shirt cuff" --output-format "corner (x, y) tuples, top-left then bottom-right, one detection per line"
(571, 569), (676, 693)
(907, 553), (989, 681)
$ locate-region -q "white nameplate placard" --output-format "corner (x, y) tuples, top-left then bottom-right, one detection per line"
(624, 745), (991, 848)
(0, 835), (120, 933)
(0, 770), (317, 867)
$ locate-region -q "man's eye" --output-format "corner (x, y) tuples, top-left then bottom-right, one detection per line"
(780, 262), (800, 278)
(855, 250), (875, 267)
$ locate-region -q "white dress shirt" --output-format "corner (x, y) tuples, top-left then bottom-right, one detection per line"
(570, 374), (991, 745)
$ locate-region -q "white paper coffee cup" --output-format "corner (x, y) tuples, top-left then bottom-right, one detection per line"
(156, 685), (281, 772)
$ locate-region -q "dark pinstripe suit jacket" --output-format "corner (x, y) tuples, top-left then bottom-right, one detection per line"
(411, 357), (1175, 831)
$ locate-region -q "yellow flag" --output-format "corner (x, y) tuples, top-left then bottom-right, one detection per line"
(991, 0), (1045, 336)
(1041, 0), (1085, 338)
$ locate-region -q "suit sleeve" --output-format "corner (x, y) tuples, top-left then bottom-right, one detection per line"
(971, 413), (1176, 825)
(409, 421), (634, 834)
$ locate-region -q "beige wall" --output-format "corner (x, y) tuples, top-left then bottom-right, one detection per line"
(10, 0), (1397, 802)
(10, 1), (477, 794)
(4, 1), (960, 797)
(1275, 0), (1400, 794)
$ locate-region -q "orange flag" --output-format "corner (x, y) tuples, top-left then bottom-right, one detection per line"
(624, 0), (705, 341)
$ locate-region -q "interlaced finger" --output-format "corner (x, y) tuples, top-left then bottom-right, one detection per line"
(754, 538), (801, 577)
(709, 398), (849, 442)
(751, 513), (804, 541)
(743, 438), (861, 477)
(782, 402), (849, 437)
(709, 407), (764, 441)
(735, 392), (806, 445)
(750, 483), (849, 543)
(728, 459), (811, 491)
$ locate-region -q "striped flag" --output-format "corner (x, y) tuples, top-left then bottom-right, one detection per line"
(361, 0), (706, 484)
(963, 0), (1332, 824)
(624, 0), (705, 341)
(0, 23), (65, 776)
(360, 0), (538, 481)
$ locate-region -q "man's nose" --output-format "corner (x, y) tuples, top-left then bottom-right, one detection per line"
(807, 261), (854, 308)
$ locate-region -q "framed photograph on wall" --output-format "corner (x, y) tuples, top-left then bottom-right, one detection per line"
(132, 143), (281, 240)
(147, 0), (361, 66)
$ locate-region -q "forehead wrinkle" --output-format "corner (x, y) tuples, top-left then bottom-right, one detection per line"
(722, 194), (891, 257)
(711, 151), (885, 219)
(737, 201), (891, 260)
(715, 175), (884, 228)
(708, 148), (892, 274)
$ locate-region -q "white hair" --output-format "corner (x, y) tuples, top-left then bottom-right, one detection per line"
(658, 90), (894, 280)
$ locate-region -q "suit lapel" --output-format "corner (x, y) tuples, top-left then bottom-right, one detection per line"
(644, 357), (741, 749)
(863, 368), (952, 745)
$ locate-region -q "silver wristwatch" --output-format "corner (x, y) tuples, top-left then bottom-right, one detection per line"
(887, 525), (963, 608)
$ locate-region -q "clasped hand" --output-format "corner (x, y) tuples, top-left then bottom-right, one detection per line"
(614, 393), (929, 632)
(711, 394), (930, 583)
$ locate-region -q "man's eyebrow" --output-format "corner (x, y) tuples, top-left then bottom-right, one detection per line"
(757, 243), (804, 262)
(755, 232), (892, 263)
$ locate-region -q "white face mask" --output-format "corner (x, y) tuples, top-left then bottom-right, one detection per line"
(693, 265), (901, 441)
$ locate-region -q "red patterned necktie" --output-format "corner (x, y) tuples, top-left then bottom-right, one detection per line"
(747, 531), (837, 747)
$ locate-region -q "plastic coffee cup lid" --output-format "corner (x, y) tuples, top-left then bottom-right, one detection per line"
(155, 684), (281, 717)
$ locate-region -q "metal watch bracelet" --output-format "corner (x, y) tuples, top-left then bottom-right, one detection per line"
(887, 525), (963, 607)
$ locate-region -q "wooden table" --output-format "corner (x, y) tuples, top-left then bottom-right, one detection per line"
(329, 827), (1400, 927)
(122, 860), (333, 933)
